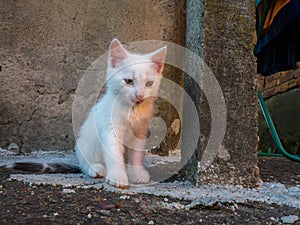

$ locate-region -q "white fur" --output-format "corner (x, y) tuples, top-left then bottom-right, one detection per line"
(75, 39), (167, 187)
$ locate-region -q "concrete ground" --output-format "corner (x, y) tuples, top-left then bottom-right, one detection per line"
(1, 148), (299, 209)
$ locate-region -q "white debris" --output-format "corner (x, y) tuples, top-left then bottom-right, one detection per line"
(161, 201), (186, 210)
(280, 215), (299, 224)
(8, 173), (100, 187)
(0, 148), (16, 156)
(62, 188), (76, 194)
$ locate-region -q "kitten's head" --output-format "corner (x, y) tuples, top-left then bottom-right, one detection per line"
(106, 39), (167, 105)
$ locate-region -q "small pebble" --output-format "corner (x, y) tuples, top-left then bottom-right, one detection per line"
(270, 217), (278, 221)
(230, 205), (236, 212)
(148, 220), (154, 225)
(54, 212), (59, 216)
(8, 143), (19, 152)
(87, 213), (92, 219)
(119, 195), (130, 200)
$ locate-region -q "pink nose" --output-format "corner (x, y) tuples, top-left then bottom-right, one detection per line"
(136, 93), (144, 100)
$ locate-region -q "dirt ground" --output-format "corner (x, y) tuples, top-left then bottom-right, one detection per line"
(1, 157), (299, 225)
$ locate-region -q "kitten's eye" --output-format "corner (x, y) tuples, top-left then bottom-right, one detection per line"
(124, 79), (134, 85)
(146, 81), (154, 87)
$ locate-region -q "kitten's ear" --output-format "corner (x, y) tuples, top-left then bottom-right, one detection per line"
(109, 39), (128, 68)
(149, 46), (167, 74)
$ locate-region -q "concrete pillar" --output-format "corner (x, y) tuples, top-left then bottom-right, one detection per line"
(178, 0), (204, 184)
(199, 0), (260, 187)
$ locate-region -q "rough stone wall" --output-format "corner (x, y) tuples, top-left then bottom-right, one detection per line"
(200, 0), (260, 187)
(257, 62), (300, 98)
(0, 0), (185, 152)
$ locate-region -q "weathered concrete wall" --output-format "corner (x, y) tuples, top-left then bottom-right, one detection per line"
(1, 0), (261, 187)
(0, 0), (185, 152)
(200, 0), (260, 187)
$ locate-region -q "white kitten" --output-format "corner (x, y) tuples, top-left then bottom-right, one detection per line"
(11, 39), (167, 188)
(75, 39), (167, 187)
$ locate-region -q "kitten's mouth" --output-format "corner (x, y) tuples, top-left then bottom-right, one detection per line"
(135, 99), (143, 104)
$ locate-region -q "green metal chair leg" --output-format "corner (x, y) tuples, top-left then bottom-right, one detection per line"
(258, 91), (300, 162)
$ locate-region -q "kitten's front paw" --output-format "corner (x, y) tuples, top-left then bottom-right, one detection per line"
(105, 170), (129, 188)
(127, 166), (150, 184)
(87, 163), (106, 178)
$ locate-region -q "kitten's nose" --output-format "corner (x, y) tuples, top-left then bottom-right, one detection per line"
(135, 93), (144, 104)
(136, 93), (144, 100)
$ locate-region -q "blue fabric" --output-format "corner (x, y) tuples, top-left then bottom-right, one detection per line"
(256, 0), (300, 76)
(256, 0), (262, 7)
(255, 0), (300, 55)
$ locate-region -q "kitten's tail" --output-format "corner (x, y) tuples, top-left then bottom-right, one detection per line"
(10, 162), (81, 174)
